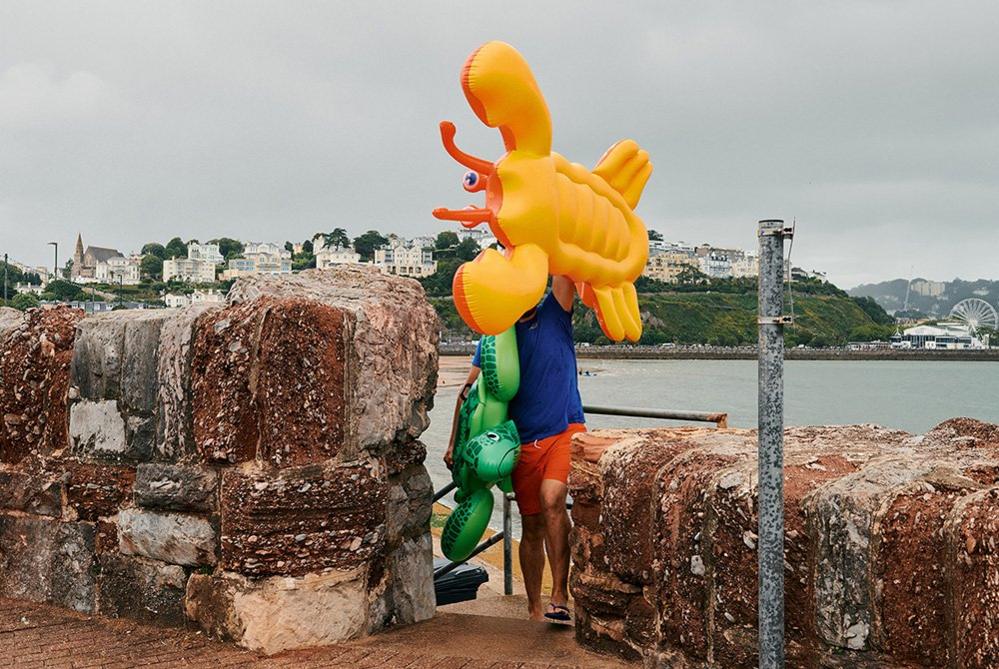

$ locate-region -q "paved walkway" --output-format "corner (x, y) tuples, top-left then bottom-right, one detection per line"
(0, 598), (629, 668)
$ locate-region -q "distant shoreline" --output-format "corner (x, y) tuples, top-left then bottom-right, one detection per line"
(439, 343), (999, 362)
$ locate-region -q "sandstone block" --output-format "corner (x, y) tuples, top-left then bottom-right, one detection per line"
(220, 461), (386, 577)
(134, 462), (217, 512)
(155, 305), (217, 460)
(946, 485), (999, 668)
(185, 568), (369, 654)
(372, 534), (434, 630)
(384, 464), (432, 546)
(0, 515), (95, 612)
(118, 508), (217, 566)
(0, 306), (82, 463)
(806, 455), (936, 652)
(65, 461), (135, 521)
(96, 554), (187, 625)
(0, 466), (62, 516)
(226, 266), (439, 453)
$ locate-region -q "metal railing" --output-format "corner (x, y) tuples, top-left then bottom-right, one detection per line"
(432, 404), (729, 594)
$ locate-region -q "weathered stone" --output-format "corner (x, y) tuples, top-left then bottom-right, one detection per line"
(96, 554), (187, 625)
(384, 464), (432, 546)
(806, 454), (936, 652)
(220, 461), (386, 577)
(0, 306), (82, 463)
(188, 299), (272, 464)
(371, 534), (434, 630)
(186, 568), (369, 654)
(65, 461), (135, 521)
(871, 476), (979, 666)
(0, 515), (95, 612)
(0, 466), (63, 516)
(227, 266), (438, 454)
(69, 311), (179, 463)
(118, 508), (217, 566)
(155, 304), (218, 460)
(946, 485), (999, 668)
(134, 462), (217, 512)
(69, 399), (129, 459)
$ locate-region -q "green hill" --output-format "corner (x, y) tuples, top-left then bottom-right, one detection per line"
(429, 277), (895, 348)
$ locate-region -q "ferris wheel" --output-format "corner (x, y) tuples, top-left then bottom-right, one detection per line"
(949, 298), (999, 332)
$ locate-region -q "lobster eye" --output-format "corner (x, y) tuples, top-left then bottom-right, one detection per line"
(462, 171), (479, 190)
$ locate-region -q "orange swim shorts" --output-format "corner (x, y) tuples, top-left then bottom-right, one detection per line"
(513, 423), (587, 516)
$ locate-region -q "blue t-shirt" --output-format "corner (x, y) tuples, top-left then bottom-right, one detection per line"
(472, 292), (584, 443)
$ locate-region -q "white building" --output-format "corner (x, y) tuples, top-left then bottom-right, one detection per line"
(891, 322), (987, 350)
(700, 252), (733, 279)
(374, 241), (437, 278)
(243, 242), (291, 259)
(163, 257), (217, 283)
(730, 254), (759, 279)
(187, 242), (224, 265)
(95, 255), (142, 285)
(164, 289), (226, 309)
(222, 254), (292, 279)
(313, 236), (361, 269)
(644, 251), (699, 283)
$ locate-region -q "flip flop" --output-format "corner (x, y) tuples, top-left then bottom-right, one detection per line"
(544, 604), (571, 622)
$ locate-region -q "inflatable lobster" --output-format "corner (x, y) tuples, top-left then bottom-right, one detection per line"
(434, 41), (653, 342)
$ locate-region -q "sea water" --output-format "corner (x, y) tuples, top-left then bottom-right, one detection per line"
(424, 358), (999, 535)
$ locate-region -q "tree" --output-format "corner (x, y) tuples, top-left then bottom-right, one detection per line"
(323, 228), (351, 250)
(284, 241), (294, 253)
(454, 238), (480, 261)
(675, 264), (709, 286)
(164, 237), (188, 259)
(45, 280), (84, 301)
(353, 230), (389, 261)
(140, 254), (164, 280)
(648, 229), (664, 241)
(302, 239), (314, 254)
(10, 293), (39, 311)
(208, 238), (244, 260)
(435, 231), (459, 250)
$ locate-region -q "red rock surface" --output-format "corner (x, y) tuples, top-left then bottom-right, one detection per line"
(0, 306), (82, 464)
(570, 422), (999, 668)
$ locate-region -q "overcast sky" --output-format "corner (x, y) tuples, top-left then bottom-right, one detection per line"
(2, 1), (997, 287)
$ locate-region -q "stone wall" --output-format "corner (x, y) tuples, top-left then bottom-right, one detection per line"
(569, 420), (999, 668)
(0, 266), (439, 654)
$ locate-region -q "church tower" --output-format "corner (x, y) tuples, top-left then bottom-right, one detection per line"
(72, 233), (85, 279)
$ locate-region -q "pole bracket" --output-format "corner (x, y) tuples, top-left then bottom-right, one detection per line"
(758, 316), (793, 326)
(758, 226), (795, 238)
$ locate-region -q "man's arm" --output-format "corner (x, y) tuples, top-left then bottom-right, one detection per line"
(444, 365), (480, 469)
(551, 275), (575, 312)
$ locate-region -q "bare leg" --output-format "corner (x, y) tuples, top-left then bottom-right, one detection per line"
(540, 479), (571, 609)
(520, 513), (546, 621)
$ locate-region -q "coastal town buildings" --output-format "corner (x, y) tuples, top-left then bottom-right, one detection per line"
(312, 235), (361, 269)
(644, 251), (700, 283)
(95, 255), (142, 285)
(163, 256), (217, 283)
(70, 234), (125, 283)
(221, 242), (292, 279)
(164, 288), (226, 308)
(187, 242), (224, 265)
(891, 322), (988, 350)
(374, 239), (437, 277)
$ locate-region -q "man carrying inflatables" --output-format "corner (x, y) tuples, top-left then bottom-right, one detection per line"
(445, 275), (584, 623)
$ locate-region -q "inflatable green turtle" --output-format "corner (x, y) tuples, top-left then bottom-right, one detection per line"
(442, 327), (521, 562)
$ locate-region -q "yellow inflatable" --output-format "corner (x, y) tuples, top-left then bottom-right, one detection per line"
(433, 41), (652, 342)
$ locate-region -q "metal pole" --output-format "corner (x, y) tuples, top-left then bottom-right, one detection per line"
(3, 253), (7, 303)
(757, 219), (788, 668)
(503, 492), (513, 595)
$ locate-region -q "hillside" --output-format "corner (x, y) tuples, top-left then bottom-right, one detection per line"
(430, 278), (894, 347)
(849, 278), (999, 318)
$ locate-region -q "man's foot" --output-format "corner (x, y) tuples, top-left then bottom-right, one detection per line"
(528, 608), (545, 622)
(543, 602), (571, 622)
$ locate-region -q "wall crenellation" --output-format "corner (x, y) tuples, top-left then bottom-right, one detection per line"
(0, 265), (439, 655)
